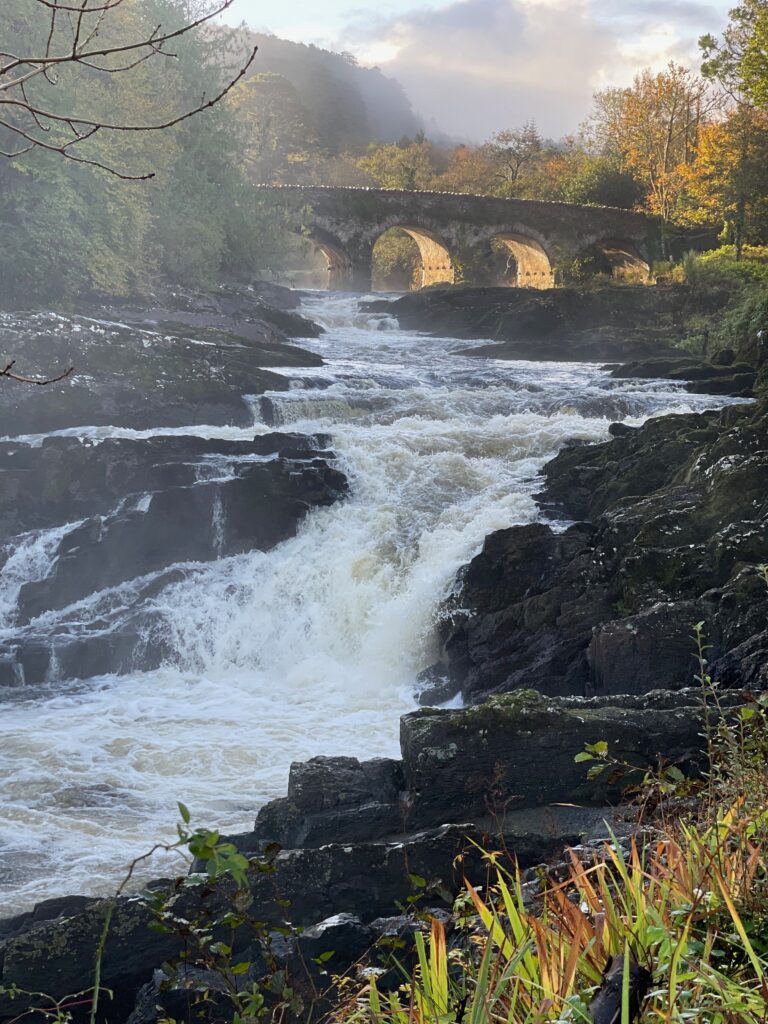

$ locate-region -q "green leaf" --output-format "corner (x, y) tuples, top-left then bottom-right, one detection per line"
(231, 961), (251, 975)
(408, 873), (427, 889)
(177, 802), (191, 825)
(574, 751), (594, 763)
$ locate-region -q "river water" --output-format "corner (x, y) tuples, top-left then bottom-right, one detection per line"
(0, 292), (736, 916)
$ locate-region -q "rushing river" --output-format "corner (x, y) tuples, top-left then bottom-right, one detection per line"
(0, 292), (737, 915)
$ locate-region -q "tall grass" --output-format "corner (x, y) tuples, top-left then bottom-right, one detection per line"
(338, 803), (767, 1023)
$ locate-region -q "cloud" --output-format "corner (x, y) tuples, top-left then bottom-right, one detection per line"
(340, 0), (731, 140)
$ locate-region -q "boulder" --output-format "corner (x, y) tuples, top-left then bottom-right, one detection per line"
(251, 756), (406, 849)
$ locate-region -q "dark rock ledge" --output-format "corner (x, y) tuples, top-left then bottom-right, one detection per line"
(366, 284), (730, 364)
(0, 285), (324, 435)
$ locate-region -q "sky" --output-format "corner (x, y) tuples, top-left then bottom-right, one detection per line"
(219, 0), (734, 140)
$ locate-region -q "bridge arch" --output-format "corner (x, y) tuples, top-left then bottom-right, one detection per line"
(305, 227), (353, 289)
(594, 238), (650, 281)
(372, 223), (454, 289)
(492, 231), (555, 288)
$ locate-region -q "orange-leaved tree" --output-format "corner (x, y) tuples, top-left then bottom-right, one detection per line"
(681, 107), (768, 256)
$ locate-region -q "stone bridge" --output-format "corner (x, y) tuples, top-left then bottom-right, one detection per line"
(255, 184), (656, 290)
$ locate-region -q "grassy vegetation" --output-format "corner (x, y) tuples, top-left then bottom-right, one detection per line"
(655, 246), (768, 290)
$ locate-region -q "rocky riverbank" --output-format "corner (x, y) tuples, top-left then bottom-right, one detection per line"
(1, 687), (748, 1023)
(426, 397), (768, 703)
(0, 283), (323, 435)
(366, 283), (730, 363)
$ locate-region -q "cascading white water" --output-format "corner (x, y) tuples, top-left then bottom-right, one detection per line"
(0, 293), (743, 915)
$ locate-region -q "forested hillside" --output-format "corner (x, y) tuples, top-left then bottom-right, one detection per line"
(0, 4), (423, 308)
(238, 33), (423, 160)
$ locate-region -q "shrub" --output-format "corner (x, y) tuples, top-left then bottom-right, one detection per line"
(689, 246), (768, 289)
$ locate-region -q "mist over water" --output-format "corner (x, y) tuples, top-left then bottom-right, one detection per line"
(0, 293), (737, 914)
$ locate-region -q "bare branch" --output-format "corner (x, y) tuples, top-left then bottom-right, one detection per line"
(33, 0), (125, 12)
(0, 0), (258, 178)
(0, 360), (74, 386)
(1, 48), (257, 132)
(0, 1), (241, 82)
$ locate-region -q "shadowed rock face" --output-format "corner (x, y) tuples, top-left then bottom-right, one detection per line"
(433, 399), (768, 702)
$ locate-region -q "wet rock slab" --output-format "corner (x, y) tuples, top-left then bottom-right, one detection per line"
(608, 354), (756, 398)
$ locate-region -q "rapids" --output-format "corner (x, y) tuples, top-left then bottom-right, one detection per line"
(0, 292), (741, 915)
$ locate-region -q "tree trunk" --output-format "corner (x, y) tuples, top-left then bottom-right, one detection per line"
(588, 955), (652, 1024)
(735, 194), (746, 261)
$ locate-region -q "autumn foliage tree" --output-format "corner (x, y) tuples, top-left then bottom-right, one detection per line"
(585, 63), (718, 228)
(682, 108), (768, 255)
(356, 132), (443, 190)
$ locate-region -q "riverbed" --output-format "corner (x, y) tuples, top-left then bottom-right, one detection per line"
(0, 292), (737, 916)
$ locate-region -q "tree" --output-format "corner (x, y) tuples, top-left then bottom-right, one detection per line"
(697, 3), (768, 255)
(434, 144), (497, 195)
(356, 137), (439, 190)
(0, 0), (300, 386)
(586, 63), (719, 227)
(486, 121), (543, 196)
(229, 72), (317, 184)
(560, 152), (644, 209)
(681, 107), (768, 255)
(701, 0), (768, 109)
(0, 0), (256, 179)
